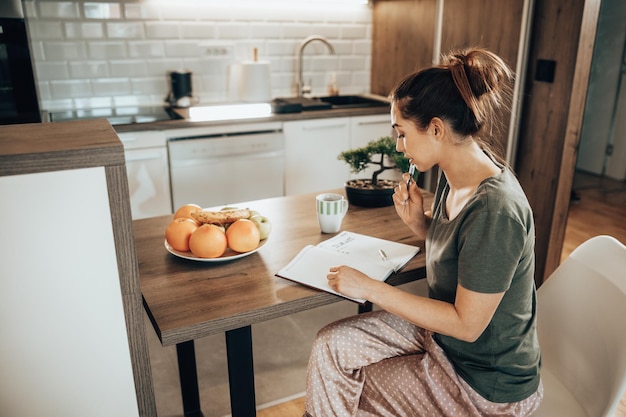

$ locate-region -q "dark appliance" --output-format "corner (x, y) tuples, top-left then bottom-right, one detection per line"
(0, 0), (41, 125)
(165, 70), (198, 108)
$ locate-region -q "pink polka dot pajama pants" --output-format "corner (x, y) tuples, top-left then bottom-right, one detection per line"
(304, 310), (542, 417)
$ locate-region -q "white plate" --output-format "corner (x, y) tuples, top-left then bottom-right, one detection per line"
(164, 238), (268, 262)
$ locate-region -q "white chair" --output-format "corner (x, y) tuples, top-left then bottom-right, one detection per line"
(532, 235), (626, 417)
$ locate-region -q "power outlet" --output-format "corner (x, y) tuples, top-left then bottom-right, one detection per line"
(203, 45), (233, 57)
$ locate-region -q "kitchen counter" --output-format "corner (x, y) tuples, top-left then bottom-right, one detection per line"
(47, 95), (391, 133)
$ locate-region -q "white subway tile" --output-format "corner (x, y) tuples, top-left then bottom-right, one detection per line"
(74, 96), (114, 109)
(44, 42), (88, 60)
(65, 22), (105, 39)
(50, 79), (92, 98)
(339, 56), (368, 71)
(163, 41), (204, 57)
(69, 61), (109, 78)
(124, 3), (161, 20)
(216, 23), (251, 40)
(91, 78), (131, 96)
(146, 60), (186, 77)
(353, 39), (372, 55)
(37, 82), (51, 101)
(42, 98), (75, 111)
(38, 2), (80, 19)
(35, 61), (70, 79)
(84, 3), (122, 20)
(30, 21), (64, 40)
(145, 22), (180, 39)
(88, 41), (127, 59)
(180, 23), (217, 39)
(131, 77), (167, 95)
(26, 2), (373, 110)
(339, 24), (367, 39)
(106, 22), (145, 39)
(127, 41), (165, 58)
(110, 60), (148, 77)
(281, 24), (315, 39)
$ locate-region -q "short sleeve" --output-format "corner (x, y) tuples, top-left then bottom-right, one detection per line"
(457, 208), (526, 293)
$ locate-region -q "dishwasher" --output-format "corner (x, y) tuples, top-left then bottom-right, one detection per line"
(168, 123), (285, 209)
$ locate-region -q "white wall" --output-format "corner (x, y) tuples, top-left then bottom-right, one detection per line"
(22, 0), (373, 113)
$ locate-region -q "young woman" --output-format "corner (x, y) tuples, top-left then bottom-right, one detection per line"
(304, 48), (543, 417)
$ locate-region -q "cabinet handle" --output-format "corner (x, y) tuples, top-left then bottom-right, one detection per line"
(356, 121), (389, 126)
(303, 123), (348, 131)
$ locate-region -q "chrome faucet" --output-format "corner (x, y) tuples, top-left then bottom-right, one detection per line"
(296, 35), (336, 97)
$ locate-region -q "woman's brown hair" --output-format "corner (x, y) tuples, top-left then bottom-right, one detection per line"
(389, 48), (514, 161)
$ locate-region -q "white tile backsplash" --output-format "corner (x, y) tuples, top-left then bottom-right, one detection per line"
(24, 0), (373, 112)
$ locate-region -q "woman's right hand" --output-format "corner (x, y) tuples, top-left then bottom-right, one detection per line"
(392, 173), (429, 238)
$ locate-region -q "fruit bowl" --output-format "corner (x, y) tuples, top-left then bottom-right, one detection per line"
(164, 238), (268, 262)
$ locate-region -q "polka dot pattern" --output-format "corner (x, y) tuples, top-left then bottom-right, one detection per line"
(304, 310), (543, 417)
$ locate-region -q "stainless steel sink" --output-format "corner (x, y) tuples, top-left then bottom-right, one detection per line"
(316, 95), (389, 109)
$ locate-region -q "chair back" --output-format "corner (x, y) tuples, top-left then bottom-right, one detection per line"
(536, 235), (626, 416)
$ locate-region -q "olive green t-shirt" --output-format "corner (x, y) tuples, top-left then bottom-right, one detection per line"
(427, 167), (541, 403)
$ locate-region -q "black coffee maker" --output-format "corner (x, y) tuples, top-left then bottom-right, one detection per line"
(165, 70), (198, 108)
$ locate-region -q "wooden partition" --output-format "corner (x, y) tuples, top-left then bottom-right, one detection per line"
(0, 120), (156, 416)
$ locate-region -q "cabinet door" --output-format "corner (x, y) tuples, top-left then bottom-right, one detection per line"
(118, 131), (172, 219)
(284, 118), (351, 195)
(350, 114), (401, 182)
(125, 147), (172, 219)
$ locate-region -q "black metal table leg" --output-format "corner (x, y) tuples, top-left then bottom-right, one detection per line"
(358, 301), (373, 314)
(176, 340), (204, 417)
(226, 326), (257, 417)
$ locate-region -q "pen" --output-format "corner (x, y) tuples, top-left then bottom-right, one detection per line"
(404, 164), (415, 204)
(378, 249), (397, 272)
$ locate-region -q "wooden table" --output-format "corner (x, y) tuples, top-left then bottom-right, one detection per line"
(134, 189), (429, 417)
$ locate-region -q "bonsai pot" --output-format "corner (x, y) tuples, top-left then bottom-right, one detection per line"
(345, 178), (396, 207)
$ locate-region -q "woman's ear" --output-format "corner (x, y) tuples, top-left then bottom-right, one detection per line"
(430, 117), (445, 139)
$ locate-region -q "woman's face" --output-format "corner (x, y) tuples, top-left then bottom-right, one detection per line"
(391, 102), (438, 173)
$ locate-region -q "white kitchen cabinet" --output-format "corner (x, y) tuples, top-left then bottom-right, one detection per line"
(349, 114), (401, 182)
(117, 130), (172, 219)
(284, 117), (351, 195)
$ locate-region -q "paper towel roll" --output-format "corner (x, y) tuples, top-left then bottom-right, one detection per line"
(238, 61), (272, 102)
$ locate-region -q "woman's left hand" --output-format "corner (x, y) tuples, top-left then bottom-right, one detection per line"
(327, 265), (374, 301)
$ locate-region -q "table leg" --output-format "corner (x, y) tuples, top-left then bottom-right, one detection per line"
(176, 340), (204, 417)
(358, 301), (373, 314)
(226, 326), (257, 417)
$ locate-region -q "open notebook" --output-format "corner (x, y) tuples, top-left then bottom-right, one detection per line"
(276, 231), (420, 303)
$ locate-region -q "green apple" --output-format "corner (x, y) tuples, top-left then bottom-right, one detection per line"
(250, 214), (272, 240)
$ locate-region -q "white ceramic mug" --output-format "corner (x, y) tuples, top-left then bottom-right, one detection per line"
(316, 193), (349, 233)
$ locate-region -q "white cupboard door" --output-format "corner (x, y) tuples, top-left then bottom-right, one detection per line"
(350, 114), (400, 182)
(125, 147), (172, 219)
(284, 118), (351, 195)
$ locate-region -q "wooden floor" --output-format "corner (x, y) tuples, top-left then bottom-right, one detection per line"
(258, 171), (626, 417)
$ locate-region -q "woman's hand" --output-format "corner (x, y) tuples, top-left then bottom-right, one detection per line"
(327, 265), (376, 301)
(392, 172), (430, 238)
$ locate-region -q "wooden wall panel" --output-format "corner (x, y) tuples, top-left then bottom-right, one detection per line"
(515, 0), (593, 285)
(441, 0), (525, 157)
(371, 0), (437, 96)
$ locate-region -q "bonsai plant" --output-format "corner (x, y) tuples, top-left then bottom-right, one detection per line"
(338, 136), (418, 207)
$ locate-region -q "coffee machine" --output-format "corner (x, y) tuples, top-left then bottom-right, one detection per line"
(165, 70), (198, 108)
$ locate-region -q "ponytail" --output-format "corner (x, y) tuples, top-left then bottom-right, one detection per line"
(390, 47), (514, 162)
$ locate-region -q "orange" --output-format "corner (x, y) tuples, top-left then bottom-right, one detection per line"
(189, 224), (228, 258)
(174, 203), (202, 223)
(165, 218), (199, 252)
(226, 219), (261, 253)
